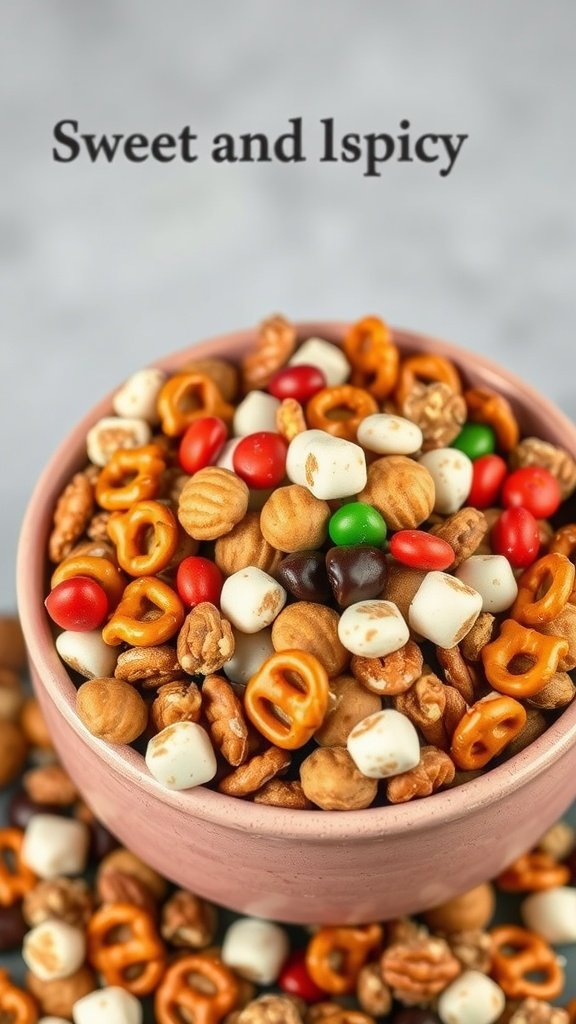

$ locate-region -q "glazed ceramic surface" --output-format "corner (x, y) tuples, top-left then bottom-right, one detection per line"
(18, 323), (576, 924)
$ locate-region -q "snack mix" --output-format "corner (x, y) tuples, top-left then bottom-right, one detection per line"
(43, 314), (576, 809)
(2, 612), (576, 1023)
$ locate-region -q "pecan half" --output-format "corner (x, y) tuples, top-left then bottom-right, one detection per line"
(252, 779), (312, 809)
(96, 869), (157, 916)
(241, 314), (297, 392)
(218, 747), (291, 797)
(430, 507), (488, 567)
(387, 746), (456, 803)
(401, 381), (466, 451)
(177, 603), (235, 675)
(436, 645), (483, 704)
(351, 640), (423, 696)
(202, 674), (249, 766)
(48, 470), (95, 563)
(459, 613), (496, 662)
(115, 644), (182, 688)
(23, 878), (93, 929)
(160, 890), (217, 948)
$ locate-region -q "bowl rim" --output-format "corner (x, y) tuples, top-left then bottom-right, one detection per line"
(17, 320), (576, 841)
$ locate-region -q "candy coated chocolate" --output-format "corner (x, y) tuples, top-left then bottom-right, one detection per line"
(0, 904), (27, 951)
(276, 551), (331, 603)
(8, 789), (63, 829)
(326, 545), (388, 607)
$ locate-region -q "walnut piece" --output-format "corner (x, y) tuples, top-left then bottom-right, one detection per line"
(202, 674), (249, 766)
(387, 746), (456, 803)
(241, 314), (297, 392)
(160, 890), (217, 948)
(401, 381), (466, 451)
(351, 640), (423, 696)
(510, 437), (576, 500)
(536, 820), (576, 861)
(509, 998), (569, 1024)
(23, 878), (93, 929)
(436, 645), (481, 705)
(96, 869), (157, 915)
(23, 764), (78, 805)
(446, 929), (493, 973)
(356, 962), (393, 1017)
(48, 469), (95, 563)
(394, 672), (447, 747)
(150, 680), (202, 732)
(177, 602), (235, 675)
(430, 507), (488, 567)
(381, 936), (461, 1005)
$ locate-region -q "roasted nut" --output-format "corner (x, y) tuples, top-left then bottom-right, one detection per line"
(423, 883), (495, 934)
(215, 511), (284, 577)
(401, 381), (466, 451)
(23, 878), (93, 928)
(202, 675), (249, 766)
(182, 356), (239, 402)
(76, 677), (148, 743)
(509, 998), (570, 1024)
(271, 603), (349, 676)
(252, 779), (312, 809)
(276, 397), (307, 441)
(241, 314), (297, 391)
(97, 848), (167, 901)
(386, 746), (456, 803)
(160, 890), (217, 948)
(178, 466), (249, 541)
(351, 640), (423, 696)
(306, 1006), (376, 1023)
(505, 708), (548, 757)
(381, 563), (427, 622)
(23, 764), (77, 806)
(86, 508), (112, 541)
(394, 672), (447, 748)
(0, 721), (28, 786)
(177, 603), (235, 675)
(380, 936), (461, 1004)
(115, 644), (182, 688)
(96, 869), (157, 915)
(446, 929), (494, 973)
(300, 746), (377, 811)
(218, 747), (291, 797)
(260, 486), (330, 552)
(315, 675), (381, 747)
(527, 671), (576, 709)
(26, 964), (97, 1017)
(356, 962), (392, 1017)
(538, 603), (576, 671)
(20, 697), (54, 750)
(0, 616), (27, 673)
(358, 456), (435, 531)
(436, 645), (480, 705)
(430, 507), (488, 566)
(510, 437), (576, 500)
(150, 680), (202, 732)
(0, 668), (24, 722)
(236, 994), (304, 1023)
(48, 470), (95, 563)
(460, 613), (496, 661)
(536, 821), (576, 861)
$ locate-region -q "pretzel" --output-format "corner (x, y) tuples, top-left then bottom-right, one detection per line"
(154, 954), (239, 1024)
(95, 444), (166, 510)
(244, 650), (330, 749)
(51, 553), (126, 611)
(512, 553), (575, 626)
(102, 576), (185, 647)
(0, 969), (38, 1024)
(394, 353), (462, 407)
(464, 386), (520, 451)
(549, 525), (576, 602)
(482, 619), (569, 697)
(450, 694), (526, 770)
(107, 500), (179, 577)
(306, 385), (378, 441)
(157, 372), (233, 437)
(87, 901), (166, 996)
(343, 316), (399, 399)
(497, 851), (570, 892)
(308, 1007), (377, 1024)
(0, 829), (36, 907)
(305, 924), (383, 995)
(490, 924), (563, 1000)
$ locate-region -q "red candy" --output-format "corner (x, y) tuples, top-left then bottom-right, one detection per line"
(176, 556), (223, 608)
(45, 576), (109, 631)
(178, 416), (228, 475)
(491, 507), (540, 568)
(233, 431), (288, 489)
(389, 530), (455, 571)
(278, 950), (326, 1003)
(502, 466), (561, 519)
(468, 454), (508, 509)
(268, 364), (327, 404)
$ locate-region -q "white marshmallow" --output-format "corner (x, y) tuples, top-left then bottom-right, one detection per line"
(409, 571), (482, 648)
(23, 920), (86, 981)
(146, 722), (217, 791)
(217, 437), (243, 471)
(56, 629), (118, 679)
(221, 917), (290, 985)
(347, 709), (420, 779)
(286, 430), (327, 486)
(288, 432), (367, 500)
(522, 887), (576, 944)
(289, 337), (350, 386)
(357, 413), (423, 455)
(40, 1018), (71, 1024)
(73, 987), (142, 1024)
(22, 816), (89, 879)
(418, 448), (473, 514)
(438, 970), (505, 1024)
(338, 600), (409, 657)
(220, 568), (286, 633)
(86, 416), (152, 467)
(112, 367), (166, 423)
(233, 392), (280, 436)
(223, 627), (275, 686)
(455, 555), (518, 614)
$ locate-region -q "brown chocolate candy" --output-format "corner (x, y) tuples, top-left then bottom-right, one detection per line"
(326, 546), (388, 607)
(0, 904), (27, 951)
(276, 551), (331, 603)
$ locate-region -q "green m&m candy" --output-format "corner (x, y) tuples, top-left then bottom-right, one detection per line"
(452, 422), (496, 460)
(328, 501), (387, 547)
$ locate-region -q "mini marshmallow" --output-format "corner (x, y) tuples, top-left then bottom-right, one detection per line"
(357, 413), (423, 455)
(289, 337), (350, 386)
(221, 917), (290, 985)
(86, 416), (152, 467)
(521, 887), (576, 944)
(223, 627), (275, 685)
(338, 600), (409, 658)
(145, 721), (217, 791)
(112, 367), (166, 423)
(437, 970), (505, 1024)
(286, 430), (326, 486)
(23, 920), (86, 981)
(455, 555), (518, 614)
(22, 815), (89, 879)
(233, 392), (280, 436)
(419, 447), (473, 514)
(220, 567), (287, 633)
(40, 1018), (71, 1024)
(288, 432), (367, 500)
(409, 571), (482, 648)
(55, 629), (118, 679)
(72, 987), (142, 1024)
(347, 709), (420, 779)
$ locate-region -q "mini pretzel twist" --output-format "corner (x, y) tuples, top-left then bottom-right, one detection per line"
(154, 953), (239, 1024)
(244, 650), (330, 749)
(0, 829), (37, 907)
(497, 851), (571, 892)
(0, 969), (38, 1024)
(464, 386), (520, 451)
(343, 316), (399, 399)
(394, 353), (462, 407)
(51, 553), (126, 610)
(102, 576), (185, 647)
(482, 619), (569, 697)
(107, 500), (179, 577)
(306, 385), (378, 441)
(95, 444), (167, 510)
(450, 694), (527, 770)
(490, 924), (563, 1000)
(512, 553), (575, 626)
(157, 373), (233, 436)
(87, 901), (166, 996)
(306, 924), (383, 995)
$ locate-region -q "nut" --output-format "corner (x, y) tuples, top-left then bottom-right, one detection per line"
(260, 485), (330, 552)
(177, 602), (235, 675)
(181, 356), (239, 402)
(241, 314), (297, 391)
(252, 779), (312, 809)
(510, 437), (576, 500)
(20, 697), (53, 749)
(306, 1007), (376, 1024)
(23, 878), (93, 929)
(276, 397), (307, 441)
(351, 640), (423, 696)
(459, 613), (496, 661)
(0, 615), (27, 672)
(446, 929), (494, 974)
(538, 603), (576, 671)
(96, 869), (157, 915)
(160, 890), (217, 948)
(315, 675), (381, 747)
(271, 602), (349, 676)
(0, 667), (24, 721)
(505, 708), (547, 757)
(97, 848), (167, 901)
(430, 507), (488, 567)
(536, 821), (576, 861)
(394, 672), (447, 748)
(150, 680), (202, 732)
(356, 962), (392, 1017)
(215, 511), (284, 577)
(381, 563), (427, 622)
(300, 746), (377, 810)
(436, 645), (481, 705)
(178, 466), (249, 541)
(380, 936), (461, 1004)
(26, 964), (97, 1017)
(115, 644), (182, 688)
(423, 883), (495, 934)
(202, 674), (249, 766)
(86, 415), (151, 466)
(236, 994), (304, 1024)
(386, 746), (456, 803)
(358, 456), (435, 531)
(86, 509), (112, 541)
(218, 746), (291, 796)
(48, 470), (95, 563)
(23, 764), (78, 805)
(76, 677), (148, 743)
(509, 999), (570, 1024)
(401, 381), (466, 451)
(0, 720), (28, 786)
(528, 671), (576, 709)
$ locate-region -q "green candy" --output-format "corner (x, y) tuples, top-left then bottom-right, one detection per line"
(453, 422), (496, 460)
(328, 502), (387, 547)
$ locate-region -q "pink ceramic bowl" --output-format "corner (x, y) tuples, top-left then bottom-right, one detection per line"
(17, 322), (576, 925)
